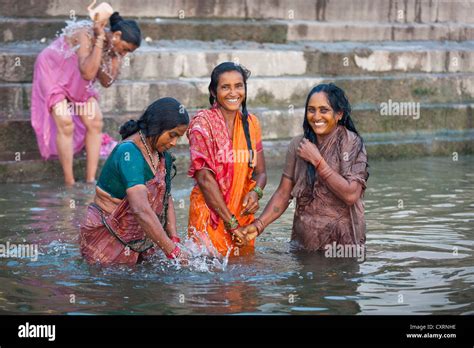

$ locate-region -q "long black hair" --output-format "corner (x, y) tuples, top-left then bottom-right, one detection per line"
(208, 62), (254, 168)
(109, 11), (141, 47)
(303, 83), (363, 187)
(119, 97), (189, 228)
(119, 97), (189, 147)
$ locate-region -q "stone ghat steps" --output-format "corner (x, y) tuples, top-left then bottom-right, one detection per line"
(2, 40), (474, 83)
(2, 73), (473, 116)
(1, 102), (472, 161)
(2, 17), (474, 43)
(1, 0), (472, 23)
(1, 129), (473, 183)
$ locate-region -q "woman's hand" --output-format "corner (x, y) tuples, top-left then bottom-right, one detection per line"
(232, 224), (259, 247)
(176, 248), (190, 266)
(297, 138), (322, 167)
(241, 191), (259, 216)
(93, 13), (107, 38)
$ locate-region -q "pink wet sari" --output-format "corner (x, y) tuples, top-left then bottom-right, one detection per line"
(80, 152), (167, 265)
(31, 35), (99, 160)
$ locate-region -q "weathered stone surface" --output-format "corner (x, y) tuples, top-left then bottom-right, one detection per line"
(2, 41), (474, 83)
(0, 0), (472, 23)
(2, 74), (473, 116)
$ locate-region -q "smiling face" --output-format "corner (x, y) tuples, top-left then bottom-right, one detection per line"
(214, 71), (246, 113)
(111, 31), (138, 57)
(151, 124), (188, 152)
(306, 92), (343, 138)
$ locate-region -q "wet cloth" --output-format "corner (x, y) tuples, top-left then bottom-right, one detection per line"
(97, 142), (154, 199)
(187, 105), (263, 256)
(282, 126), (368, 251)
(31, 35), (99, 160)
(80, 148), (171, 265)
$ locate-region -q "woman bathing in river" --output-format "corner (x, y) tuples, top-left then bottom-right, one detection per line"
(187, 62), (267, 256)
(80, 98), (189, 265)
(31, 12), (140, 185)
(234, 84), (369, 254)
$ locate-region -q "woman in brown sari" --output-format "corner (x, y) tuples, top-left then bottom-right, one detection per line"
(235, 84), (369, 255)
(80, 97), (189, 265)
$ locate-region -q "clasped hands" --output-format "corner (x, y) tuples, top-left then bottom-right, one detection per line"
(230, 223), (259, 247)
(228, 190), (261, 247)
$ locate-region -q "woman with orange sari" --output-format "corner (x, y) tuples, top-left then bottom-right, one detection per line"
(187, 62), (267, 256)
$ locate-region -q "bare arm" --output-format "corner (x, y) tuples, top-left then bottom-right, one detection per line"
(256, 175), (294, 229)
(195, 169), (234, 224)
(233, 175), (294, 245)
(76, 18), (107, 81)
(316, 159), (362, 205)
(242, 150), (267, 216)
(254, 150), (267, 189)
(298, 138), (363, 206)
(96, 54), (121, 87)
(126, 185), (176, 255)
(165, 195), (180, 240)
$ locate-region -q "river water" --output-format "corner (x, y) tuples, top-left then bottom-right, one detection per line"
(0, 155), (472, 314)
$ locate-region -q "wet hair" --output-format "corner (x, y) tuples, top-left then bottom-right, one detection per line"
(119, 97), (189, 144)
(208, 62), (254, 168)
(109, 11), (141, 47)
(303, 83), (365, 187)
(119, 98), (188, 226)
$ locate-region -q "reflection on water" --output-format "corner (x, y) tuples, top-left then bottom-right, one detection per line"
(0, 156), (472, 314)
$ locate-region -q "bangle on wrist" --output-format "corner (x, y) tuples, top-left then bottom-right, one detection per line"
(224, 214), (239, 231)
(254, 218), (265, 236)
(252, 185), (264, 200)
(166, 245), (181, 259)
(314, 157), (323, 169)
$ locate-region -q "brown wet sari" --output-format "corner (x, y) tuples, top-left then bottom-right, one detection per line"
(80, 151), (169, 265)
(282, 125), (368, 251)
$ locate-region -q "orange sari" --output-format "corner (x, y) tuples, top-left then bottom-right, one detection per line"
(187, 105), (263, 256)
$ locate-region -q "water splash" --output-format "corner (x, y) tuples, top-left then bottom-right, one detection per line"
(165, 227), (231, 273)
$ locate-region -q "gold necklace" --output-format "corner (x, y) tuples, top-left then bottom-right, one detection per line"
(139, 130), (159, 173)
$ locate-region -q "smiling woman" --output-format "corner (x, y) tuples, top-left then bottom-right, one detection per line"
(186, 62), (267, 256)
(80, 98), (190, 265)
(235, 83), (369, 256)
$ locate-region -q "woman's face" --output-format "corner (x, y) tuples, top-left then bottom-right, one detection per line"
(215, 71), (245, 113)
(111, 31), (138, 57)
(151, 124), (188, 152)
(306, 92), (342, 137)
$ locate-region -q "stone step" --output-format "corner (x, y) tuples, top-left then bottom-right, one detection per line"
(2, 40), (474, 83)
(2, 73), (473, 116)
(1, 103), (472, 160)
(1, 129), (473, 183)
(0, 0), (471, 23)
(1, 17), (473, 43)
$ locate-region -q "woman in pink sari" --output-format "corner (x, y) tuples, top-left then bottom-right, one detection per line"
(31, 12), (140, 185)
(80, 98), (189, 265)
